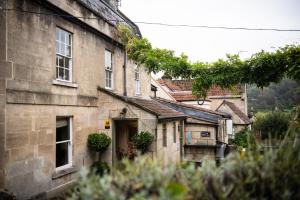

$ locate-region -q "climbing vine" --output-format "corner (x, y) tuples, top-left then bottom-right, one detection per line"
(117, 24), (300, 98)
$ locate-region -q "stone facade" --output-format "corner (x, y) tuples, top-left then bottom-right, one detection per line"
(0, 0), (180, 199)
(156, 122), (181, 166)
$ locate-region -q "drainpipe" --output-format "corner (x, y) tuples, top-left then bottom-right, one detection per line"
(123, 51), (127, 96)
(244, 84), (248, 115)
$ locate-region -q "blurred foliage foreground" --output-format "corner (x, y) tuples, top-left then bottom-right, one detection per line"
(68, 107), (300, 200)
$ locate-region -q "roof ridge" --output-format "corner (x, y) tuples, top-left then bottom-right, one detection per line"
(222, 100), (251, 124)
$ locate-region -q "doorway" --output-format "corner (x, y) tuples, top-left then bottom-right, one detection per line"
(112, 119), (138, 166)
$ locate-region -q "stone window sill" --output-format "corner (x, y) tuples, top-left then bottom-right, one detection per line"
(52, 166), (78, 180)
(53, 80), (78, 88)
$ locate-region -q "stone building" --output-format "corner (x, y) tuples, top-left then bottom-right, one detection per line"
(216, 100), (252, 134)
(154, 98), (230, 164)
(0, 0), (185, 199)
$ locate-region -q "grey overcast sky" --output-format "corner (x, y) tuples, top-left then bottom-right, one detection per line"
(119, 0), (300, 62)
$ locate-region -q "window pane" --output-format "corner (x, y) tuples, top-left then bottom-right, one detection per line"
(105, 50), (112, 69)
(60, 31), (65, 43)
(56, 125), (69, 142)
(65, 69), (70, 81)
(58, 68), (64, 80)
(57, 56), (63, 67)
(65, 58), (70, 69)
(56, 142), (69, 167)
(66, 45), (71, 57)
(105, 71), (109, 87)
(60, 43), (65, 55)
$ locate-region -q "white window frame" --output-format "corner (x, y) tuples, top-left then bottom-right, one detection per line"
(105, 50), (113, 89)
(56, 117), (72, 171)
(134, 65), (141, 95)
(56, 27), (72, 82)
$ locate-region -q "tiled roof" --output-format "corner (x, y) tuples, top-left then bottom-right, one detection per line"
(219, 100), (251, 124)
(78, 0), (141, 36)
(153, 97), (230, 123)
(158, 79), (242, 101)
(170, 91), (197, 101)
(98, 87), (186, 120)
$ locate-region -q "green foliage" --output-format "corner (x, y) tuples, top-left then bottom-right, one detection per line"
(253, 111), (290, 139)
(68, 117), (300, 199)
(132, 131), (154, 154)
(248, 79), (300, 112)
(87, 133), (111, 153)
(228, 127), (254, 148)
(117, 25), (300, 98)
(90, 161), (110, 176)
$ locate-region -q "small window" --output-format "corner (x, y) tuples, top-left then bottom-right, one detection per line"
(201, 131), (211, 137)
(162, 123), (167, 147)
(134, 65), (140, 95)
(56, 117), (72, 169)
(56, 28), (72, 81)
(105, 50), (113, 89)
(173, 122), (176, 143)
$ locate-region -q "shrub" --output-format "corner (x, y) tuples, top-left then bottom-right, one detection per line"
(228, 127), (256, 148)
(91, 161), (110, 176)
(68, 130), (300, 200)
(87, 133), (111, 153)
(253, 111), (290, 139)
(132, 131), (154, 154)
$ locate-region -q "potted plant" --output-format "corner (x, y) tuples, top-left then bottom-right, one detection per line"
(132, 131), (154, 154)
(87, 133), (111, 175)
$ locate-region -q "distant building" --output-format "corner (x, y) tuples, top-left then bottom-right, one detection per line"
(216, 100), (252, 135)
(154, 98), (230, 163)
(155, 77), (251, 133)
(157, 78), (247, 111)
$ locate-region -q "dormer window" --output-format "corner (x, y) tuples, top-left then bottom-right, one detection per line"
(134, 65), (140, 95)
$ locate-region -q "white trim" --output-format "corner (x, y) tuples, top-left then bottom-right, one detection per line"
(52, 80), (78, 88)
(55, 28), (73, 82)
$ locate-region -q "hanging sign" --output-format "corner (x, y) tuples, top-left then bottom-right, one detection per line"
(104, 120), (110, 129)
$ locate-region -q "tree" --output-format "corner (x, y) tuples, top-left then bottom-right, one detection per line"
(252, 111), (290, 139)
(248, 79), (300, 112)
